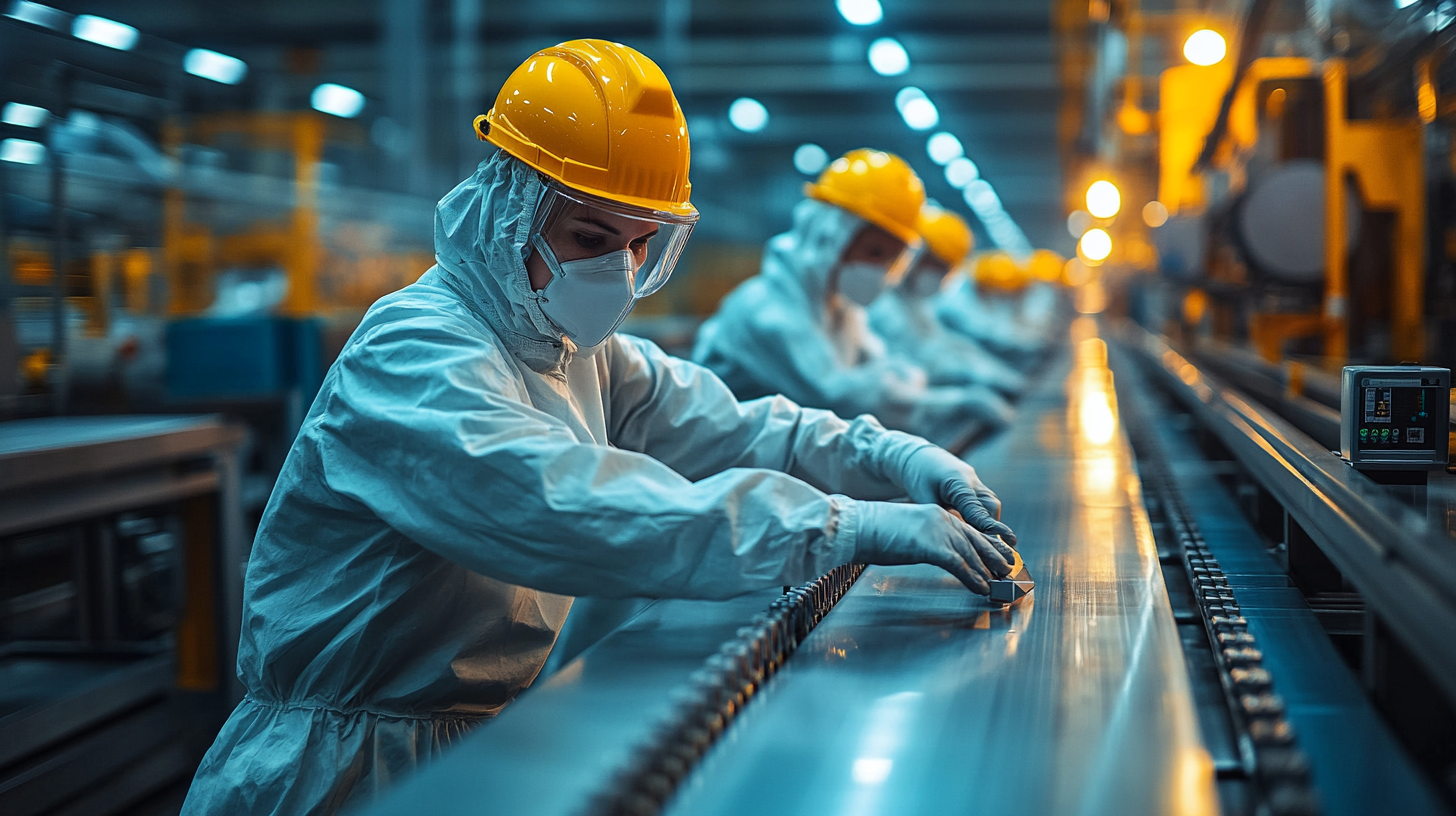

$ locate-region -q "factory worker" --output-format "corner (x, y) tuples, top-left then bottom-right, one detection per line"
(181, 41), (1017, 816)
(693, 149), (1014, 450)
(867, 205), (1025, 396)
(936, 250), (1053, 360)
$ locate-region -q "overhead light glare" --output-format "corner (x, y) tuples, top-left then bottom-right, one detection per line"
(868, 37), (910, 76)
(311, 83), (366, 118)
(2, 102), (49, 128)
(728, 97), (769, 132)
(72, 14), (138, 51)
(944, 157), (979, 188)
(185, 49), (248, 85)
(794, 143), (829, 175)
(6, 0), (65, 30)
(964, 179), (1000, 214)
(895, 87), (938, 130)
(1085, 179), (1121, 218)
(926, 132), (963, 165)
(836, 0), (883, 26)
(1183, 29), (1227, 66)
(1079, 227), (1113, 262)
(1, 137), (47, 165)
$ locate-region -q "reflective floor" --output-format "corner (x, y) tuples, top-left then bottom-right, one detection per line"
(663, 322), (1217, 816)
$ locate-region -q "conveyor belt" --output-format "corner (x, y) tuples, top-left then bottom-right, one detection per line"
(362, 323), (1218, 816)
(660, 326), (1214, 815)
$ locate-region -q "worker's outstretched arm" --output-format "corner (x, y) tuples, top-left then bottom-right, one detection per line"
(606, 335), (1016, 550)
(317, 315), (860, 600)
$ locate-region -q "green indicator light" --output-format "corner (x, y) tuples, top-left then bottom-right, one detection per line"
(1381, 428), (1390, 440)
(1360, 428), (1369, 439)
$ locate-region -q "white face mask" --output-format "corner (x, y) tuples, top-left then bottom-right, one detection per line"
(533, 234), (638, 348)
(836, 262), (888, 307)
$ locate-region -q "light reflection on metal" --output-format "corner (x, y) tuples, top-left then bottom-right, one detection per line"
(839, 691), (923, 815)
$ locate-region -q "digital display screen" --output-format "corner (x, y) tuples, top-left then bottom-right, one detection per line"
(1356, 377), (1443, 451)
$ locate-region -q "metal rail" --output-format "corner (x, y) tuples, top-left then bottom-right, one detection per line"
(1114, 323), (1456, 710)
(1116, 356), (1320, 816)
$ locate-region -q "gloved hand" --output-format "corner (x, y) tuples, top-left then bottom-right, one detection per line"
(897, 445), (1017, 554)
(854, 502), (1014, 595)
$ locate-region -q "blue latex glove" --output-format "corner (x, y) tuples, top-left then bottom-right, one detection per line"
(898, 445), (1017, 556)
(853, 502), (1014, 596)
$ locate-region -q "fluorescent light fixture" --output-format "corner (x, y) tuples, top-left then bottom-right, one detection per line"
(793, 143), (829, 175)
(1396, 0), (1419, 7)
(6, 0), (66, 29)
(185, 49), (248, 85)
(2, 102), (49, 128)
(836, 0), (882, 26)
(1079, 227), (1113, 261)
(728, 97), (769, 132)
(944, 156), (979, 188)
(867, 37), (909, 76)
(311, 83), (366, 118)
(1, 138), (46, 165)
(926, 132), (963, 165)
(963, 179), (1000, 214)
(895, 87), (938, 130)
(72, 14), (139, 51)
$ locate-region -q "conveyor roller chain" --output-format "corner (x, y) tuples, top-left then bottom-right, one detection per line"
(1122, 381), (1321, 816)
(585, 564), (866, 816)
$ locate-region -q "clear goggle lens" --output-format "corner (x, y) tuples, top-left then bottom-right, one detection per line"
(531, 180), (697, 298)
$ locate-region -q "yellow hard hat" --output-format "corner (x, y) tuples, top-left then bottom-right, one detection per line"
(917, 206), (974, 267)
(475, 39), (695, 218)
(1027, 249), (1066, 283)
(974, 251), (1030, 293)
(805, 149), (925, 245)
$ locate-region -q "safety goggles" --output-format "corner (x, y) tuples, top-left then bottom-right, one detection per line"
(531, 179), (697, 298)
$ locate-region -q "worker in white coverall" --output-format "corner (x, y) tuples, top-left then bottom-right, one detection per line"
(867, 205), (1026, 397)
(179, 40), (1017, 816)
(693, 149), (1014, 450)
(936, 250), (1057, 361)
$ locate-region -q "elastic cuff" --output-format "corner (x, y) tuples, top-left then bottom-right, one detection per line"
(825, 496), (863, 568)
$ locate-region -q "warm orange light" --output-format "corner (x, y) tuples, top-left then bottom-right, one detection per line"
(1183, 29), (1227, 66)
(1143, 200), (1169, 228)
(1085, 180), (1121, 218)
(1079, 228), (1113, 262)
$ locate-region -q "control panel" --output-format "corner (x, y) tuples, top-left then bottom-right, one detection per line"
(1340, 366), (1450, 470)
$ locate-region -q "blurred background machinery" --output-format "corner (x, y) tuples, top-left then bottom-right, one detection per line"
(5, 1), (1456, 816)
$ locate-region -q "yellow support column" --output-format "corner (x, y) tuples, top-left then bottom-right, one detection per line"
(283, 114), (324, 316)
(1323, 59), (1426, 364)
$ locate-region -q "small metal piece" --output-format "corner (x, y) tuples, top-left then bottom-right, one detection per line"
(989, 548), (1035, 605)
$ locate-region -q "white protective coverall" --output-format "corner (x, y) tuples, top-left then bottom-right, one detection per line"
(867, 282), (1026, 396)
(692, 198), (1013, 450)
(179, 152), (965, 816)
